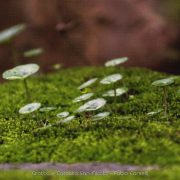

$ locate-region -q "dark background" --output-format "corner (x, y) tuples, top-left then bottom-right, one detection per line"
(0, 0), (179, 75)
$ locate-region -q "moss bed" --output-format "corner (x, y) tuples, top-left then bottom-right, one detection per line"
(0, 67), (179, 167)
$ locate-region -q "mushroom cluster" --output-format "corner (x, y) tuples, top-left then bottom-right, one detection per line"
(1, 55), (131, 129)
(1, 23), (178, 132)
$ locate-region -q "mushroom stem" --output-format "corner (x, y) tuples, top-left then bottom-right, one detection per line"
(23, 79), (30, 101)
(113, 83), (117, 114)
(44, 113), (48, 126)
(163, 86), (168, 119)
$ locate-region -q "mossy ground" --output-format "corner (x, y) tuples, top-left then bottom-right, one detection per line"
(0, 67), (179, 177)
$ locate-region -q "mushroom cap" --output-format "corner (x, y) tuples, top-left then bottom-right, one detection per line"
(57, 112), (70, 118)
(147, 109), (162, 116)
(100, 74), (122, 84)
(105, 57), (128, 67)
(2, 64), (39, 80)
(92, 112), (110, 121)
(76, 98), (106, 113)
(24, 48), (44, 58)
(19, 102), (41, 114)
(39, 107), (56, 112)
(78, 78), (98, 90)
(73, 93), (94, 103)
(61, 115), (75, 123)
(152, 78), (174, 87)
(53, 64), (62, 70)
(103, 87), (128, 97)
(0, 24), (26, 44)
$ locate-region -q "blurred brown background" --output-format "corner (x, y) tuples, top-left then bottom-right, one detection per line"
(0, 0), (179, 75)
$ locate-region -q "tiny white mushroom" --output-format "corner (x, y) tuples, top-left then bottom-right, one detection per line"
(129, 95), (135, 100)
(0, 24), (26, 44)
(36, 124), (52, 131)
(73, 93), (94, 103)
(147, 109), (162, 116)
(24, 48), (44, 58)
(105, 57), (128, 67)
(57, 112), (70, 118)
(61, 115), (75, 123)
(53, 64), (62, 70)
(76, 98), (106, 113)
(2, 64), (39, 101)
(92, 112), (110, 121)
(78, 78), (98, 90)
(103, 87), (128, 97)
(19, 102), (41, 114)
(2, 64), (40, 80)
(152, 78), (174, 87)
(100, 74), (122, 84)
(152, 77), (175, 118)
(39, 107), (56, 112)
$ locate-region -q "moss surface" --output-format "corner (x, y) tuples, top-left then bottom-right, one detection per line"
(0, 67), (179, 165)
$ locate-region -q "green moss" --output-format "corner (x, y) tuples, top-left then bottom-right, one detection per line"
(0, 67), (179, 165)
